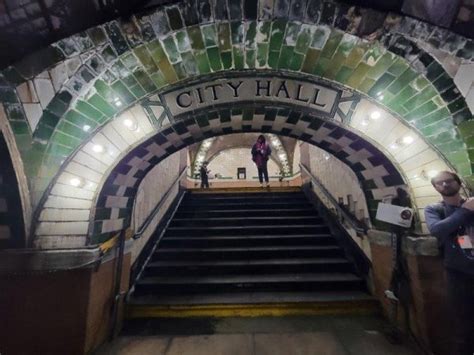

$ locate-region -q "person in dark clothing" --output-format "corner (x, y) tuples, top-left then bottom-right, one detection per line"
(199, 161), (210, 189)
(251, 135), (272, 187)
(424, 171), (474, 355)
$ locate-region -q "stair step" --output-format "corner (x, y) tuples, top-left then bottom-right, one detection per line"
(144, 257), (353, 276)
(179, 202), (314, 210)
(170, 216), (323, 227)
(174, 209), (317, 218)
(160, 234), (336, 248)
(153, 245), (344, 260)
(165, 224), (330, 236)
(134, 273), (365, 294)
(185, 192), (306, 200)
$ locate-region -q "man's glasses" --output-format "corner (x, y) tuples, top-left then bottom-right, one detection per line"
(433, 178), (457, 186)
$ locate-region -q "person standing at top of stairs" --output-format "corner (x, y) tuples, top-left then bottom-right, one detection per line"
(251, 135), (272, 188)
(200, 161), (210, 189)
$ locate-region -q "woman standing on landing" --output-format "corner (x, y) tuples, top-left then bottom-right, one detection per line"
(251, 135), (272, 187)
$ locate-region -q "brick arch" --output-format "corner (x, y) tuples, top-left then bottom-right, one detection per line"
(0, 0), (472, 215)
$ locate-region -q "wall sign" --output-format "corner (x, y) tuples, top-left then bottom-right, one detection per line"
(161, 76), (341, 118)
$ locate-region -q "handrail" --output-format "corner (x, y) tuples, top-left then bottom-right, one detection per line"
(299, 163), (366, 234)
(133, 167), (187, 239)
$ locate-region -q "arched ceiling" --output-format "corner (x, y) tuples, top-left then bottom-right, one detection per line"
(0, 0), (472, 247)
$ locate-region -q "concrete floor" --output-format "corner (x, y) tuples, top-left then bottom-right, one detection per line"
(95, 315), (421, 355)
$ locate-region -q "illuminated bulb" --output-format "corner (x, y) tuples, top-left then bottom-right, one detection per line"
(279, 154), (285, 159)
(427, 170), (438, 178)
(370, 111), (381, 120)
(324, 155), (330, 160)
(83, 125), (91, 132)
(389, 143), (399, 150)
(402, 136), (414, 145)
(114, 97), (122, 107)
(203, 140), (212, 148)
(92, 144), (104, 153)
(70, 178), (82, 187)
(361, 119), (369, 126)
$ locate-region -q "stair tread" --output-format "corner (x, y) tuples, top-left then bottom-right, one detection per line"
(129, 291), (374, 305)
(167, 224), (326, 230)
(163, 234), (333, 240)
(157, 245), (340, 252)
(138, 272), (363, 285)
(176, 208), (315, 213)
(172, 216), (320, 222)
(148, 258), (349, 267)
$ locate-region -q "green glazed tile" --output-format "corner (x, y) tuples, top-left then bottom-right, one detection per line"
(75, 101), (104, 122)
(246, 49), (256, 69)
(195, 51), (211, 74)
(366, 53), (396, 81)
(335, 66), (354, 84)
(323, 51), (345, 79)
(313, 57), (331, 76)
(94, 80), (116, 102)
(386, 68), (418, 95)
(245, 21), (257, 49)
(111, 81), (136, 104)
(231, 21), (244, 44)
(147, 40), (166, 61)
(267, 50), (280, 69)
(41, 111), (61, 128)
(51, 131), (82, 147)
(162, 36), (181, 64)
(412, 107), (450, 127)
(157, 56), (179, 83)
(337, 33), (358, 57)
(121, 53), (140, 70)
(278, 45), (294, 69)
(357, 78), (376, 94)
(0, 87), (18, 103)
(388, 86), (418, 107)
(405, 100), (440, 120)
(289, 53), (304, 71)
(269, 20), (287, 52)
(48, 143), (74, 157)
(257, 21), (271, 42)
(217, 23), (232, 51)
(207, 47), (223, 71)
(320, 32), (343, 59)
(368, 73), (395, 97)
(346, 63), (370, 88)
(150, 72), (167, 88)
(33, 123), (54, 142)
(221, 51), (233, 69)
(172, 63), (187, 80)
(311, 27), (330, 50)
(134, 46), (158, 72)
(129, 83), (147, 98)
(448, 97), (466, 113)
(10, 120), (30, 135)
(387, 58), (409, 76)
(175, 30), (191, 52)
(344, 47), (365, 69)
(403, 86), (437, 112)
(4, 104), (24, 121)
(181, 51), (199, 75)
(88, 94), (117, 117)
(411, 76), (430, 91)
(64, 110), (97, 129)
(257, 43), (269, 67)
(294, 25), (312, 54)
(187, 26), (205, 50)
(202, 24), (218, 47)
(301, 48), (320, 73)
(122, 74), (140, 88)
(457, 121), (474, 137)
(57, 121), (89, 140)
(134, 70), (157, 92)
(233, 46), (245, 69)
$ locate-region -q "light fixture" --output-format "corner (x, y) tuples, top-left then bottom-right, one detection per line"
(123, 118), (138, 130)
(203, 140), (212, 148)
(389, 143), (399, 150)
(83, 125), (91, 132)
(370, 111), (381, 120)
(324, 155), (330, 160)
(113, 97), (122, 107)
(92, 144), (104, 153)
(279, 153), (286, 159)
(376, 91), (384, 100)
(70, 177), (82, 187)
(402, 136), (414, 145)
(361, 119), (369, 126)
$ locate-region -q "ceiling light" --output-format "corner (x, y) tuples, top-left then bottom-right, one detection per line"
(123, 118), (138, 130)
(389, 143), (399, 150)
(92, 144), (104, 153)
(203, 140), (212, 148)
(83, 125), (91, 132)
(113, 97), (122, 107)
(402, 136), (414, 145)
(324, 155), (330, 160)
(370, 111), (381, 120)
(70, 178), (82, 187)
(361, 119), (369, 126)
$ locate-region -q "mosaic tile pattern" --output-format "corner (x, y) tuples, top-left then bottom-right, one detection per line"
(88, 104), (407, 243)
(0, 0), (472, 245)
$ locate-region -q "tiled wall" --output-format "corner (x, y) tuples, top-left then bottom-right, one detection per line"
(0, 132), (25, 248)
(0, 0), (472, 247)
(207, 147), (281, 180)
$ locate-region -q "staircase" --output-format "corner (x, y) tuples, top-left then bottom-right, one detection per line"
(126, 188), (377, 318)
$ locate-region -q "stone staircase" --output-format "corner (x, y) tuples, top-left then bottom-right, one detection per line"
(126, 188), (377, 318)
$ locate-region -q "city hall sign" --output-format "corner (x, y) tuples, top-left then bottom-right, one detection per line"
(161, 77), (342, 117)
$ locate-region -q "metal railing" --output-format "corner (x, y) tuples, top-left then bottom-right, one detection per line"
(299, 163), (367, 235)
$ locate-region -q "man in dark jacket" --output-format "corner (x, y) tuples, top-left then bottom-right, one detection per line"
(251, 135), (272, 187)
(424, 171), (474, 355)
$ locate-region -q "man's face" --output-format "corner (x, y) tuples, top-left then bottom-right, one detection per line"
(432, 172), (461, 197)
